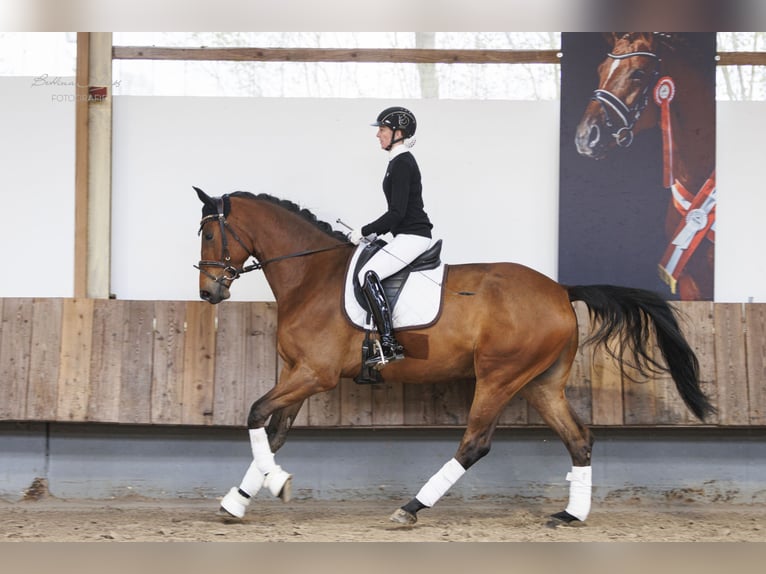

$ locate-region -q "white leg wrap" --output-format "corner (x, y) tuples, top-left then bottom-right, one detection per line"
(240, 460), (266, 496)
(220, 487), (250, 519)
(414, 458), (466, 508)
(249, 428), (291, 499)
(220, 461), (264, 518)
(263, 465), (292, 497)
(564, 465), (592, 521)
(249, 427), (277, 474)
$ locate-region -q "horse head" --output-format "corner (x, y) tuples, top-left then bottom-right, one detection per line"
(195, 186), (255, 304)
(575, 32), (663, 159)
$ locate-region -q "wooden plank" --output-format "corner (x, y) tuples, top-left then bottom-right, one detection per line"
(371, 380), (405, 426)
(113, 46), (562, 64)
(564, 301), (593, 425)
(654, 302), (705, 425)
(243, 302), (279, 421)
(745, 304), (766, 425)
(212, 302), (247, 426)
(85, 33), (113, 298)
(111, 45), (766, 67)
(87, 298), (124, 422)
(714, 303), (749, 426)
(403, 383), (435, 425)
(621, 355), (658, 426)
(0, 298), (33, 419)
(622, 319), (686, 426)
(340, 377), (373, 426)
(589, 338), (624, 426)
(432, 380), (472, 426)
(681, 301), (718, 424)
(74, 33), (90, 298)
(718, 52), (766, 66)
(151, 301), (187, 424)
(181, 301), (216, 425)
(26, 298), (63, 420)
(307, 384), (342, 427)
(498, 394), (529, 426)
(118, 300), (154, 424)
(57, 298), (94, 421)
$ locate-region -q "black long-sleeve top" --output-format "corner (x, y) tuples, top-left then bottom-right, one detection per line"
(361, 150), (433, 239)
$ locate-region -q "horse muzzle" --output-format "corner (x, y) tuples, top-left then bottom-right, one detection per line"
(575, 120), (608, 159)
(200, 284), (230, 304)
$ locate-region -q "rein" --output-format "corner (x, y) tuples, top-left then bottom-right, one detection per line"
(195, 195), (351, 287)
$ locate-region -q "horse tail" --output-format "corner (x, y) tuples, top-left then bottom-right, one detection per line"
(566, 284), (715, 421)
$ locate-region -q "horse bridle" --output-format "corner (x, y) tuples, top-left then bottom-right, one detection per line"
(195, 195), (351, 288)
(591, 50), (661, 148)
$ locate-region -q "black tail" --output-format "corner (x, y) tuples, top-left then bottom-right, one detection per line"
(567, 284), (715, 421)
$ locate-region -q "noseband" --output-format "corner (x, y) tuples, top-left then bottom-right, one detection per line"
(195, 194), (352, 288)
(591, 50), (660, 148)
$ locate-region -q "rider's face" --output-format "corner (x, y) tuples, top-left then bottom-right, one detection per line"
(377, 126), (394, 150)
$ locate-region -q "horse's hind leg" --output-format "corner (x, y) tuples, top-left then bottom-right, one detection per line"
(390, 373), (521, 525)
(520, 359), (594, 526)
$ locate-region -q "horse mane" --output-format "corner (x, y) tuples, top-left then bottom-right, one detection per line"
(228, 191), (350, 242)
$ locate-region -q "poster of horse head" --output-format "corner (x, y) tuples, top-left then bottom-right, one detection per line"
(558, 33), (716, 301)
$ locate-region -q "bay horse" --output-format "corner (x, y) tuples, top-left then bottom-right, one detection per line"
(574, 32), (716, 301)
(194, 186), (714, 526)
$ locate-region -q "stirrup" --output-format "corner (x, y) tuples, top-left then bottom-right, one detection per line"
(364, 339), (405, 369)
(355, 334), (384, 384)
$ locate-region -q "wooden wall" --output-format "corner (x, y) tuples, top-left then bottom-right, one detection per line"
(1, 298), (764, 428)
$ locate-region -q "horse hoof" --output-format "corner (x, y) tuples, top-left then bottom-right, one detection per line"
(389, 508), (417, 525)
(219, 487), (249, 520)
(546, 510), (583, 528)
(218, 506), (243, 522)
(279, 475), (292, 503)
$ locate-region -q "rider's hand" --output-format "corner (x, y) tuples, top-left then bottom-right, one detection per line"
(347, 228), (364, 245)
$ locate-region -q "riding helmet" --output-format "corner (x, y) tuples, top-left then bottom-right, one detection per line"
(372, 106), (417, 139)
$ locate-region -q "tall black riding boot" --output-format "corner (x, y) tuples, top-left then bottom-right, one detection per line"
(361, 271), (405, 367)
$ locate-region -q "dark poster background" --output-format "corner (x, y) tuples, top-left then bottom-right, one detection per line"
(558, 33), (716, 300)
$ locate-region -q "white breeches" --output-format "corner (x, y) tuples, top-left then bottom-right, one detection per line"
(357, 234), (431, 284)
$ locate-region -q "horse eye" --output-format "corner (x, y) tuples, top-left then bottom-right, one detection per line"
(630, 69), (646, 81)
(204, 232), (214, 241)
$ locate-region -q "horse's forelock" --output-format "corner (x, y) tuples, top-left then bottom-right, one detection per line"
(610, 32), (656, 55)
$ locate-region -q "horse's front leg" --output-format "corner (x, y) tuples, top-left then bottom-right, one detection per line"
(219, 364), (336, 520)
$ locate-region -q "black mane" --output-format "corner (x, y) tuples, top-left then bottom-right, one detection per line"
(228, 191), (349, 242)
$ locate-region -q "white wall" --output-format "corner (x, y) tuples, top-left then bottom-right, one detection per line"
(715, 102), (766, 303)
(2, 79), (764, 302)
(0, 78), (74, 297)
(111, 98), (561, 301)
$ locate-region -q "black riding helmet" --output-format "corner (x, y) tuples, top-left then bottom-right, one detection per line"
(372, 106), (416, 150)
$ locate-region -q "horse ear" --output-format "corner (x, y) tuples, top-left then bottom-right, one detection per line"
(194, 186), (214, 207)
(603, 32), (619, 48)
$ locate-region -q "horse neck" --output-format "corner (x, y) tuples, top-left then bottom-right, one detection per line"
(661, 48), (716, 191)
(232, 197), (347, 303)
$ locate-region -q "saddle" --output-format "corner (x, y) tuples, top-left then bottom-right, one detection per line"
(350, 238), (443, 385)
(352, 238), (443, 314)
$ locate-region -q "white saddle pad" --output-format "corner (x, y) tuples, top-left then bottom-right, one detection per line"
(343, 243), (446, 330)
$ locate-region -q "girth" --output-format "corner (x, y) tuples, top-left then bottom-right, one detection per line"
(352, 239), (443, 312)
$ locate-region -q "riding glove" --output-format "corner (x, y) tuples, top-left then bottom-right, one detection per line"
(347, 229), (377, 245)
